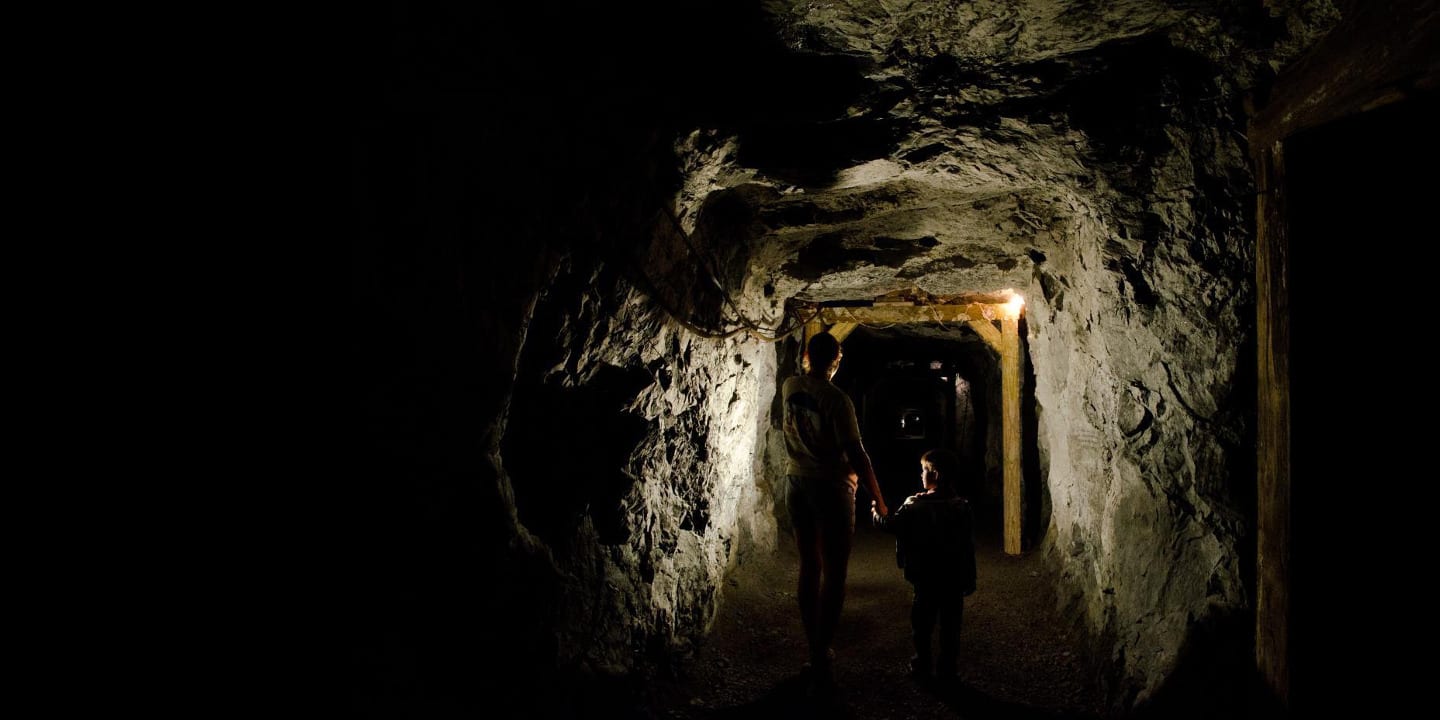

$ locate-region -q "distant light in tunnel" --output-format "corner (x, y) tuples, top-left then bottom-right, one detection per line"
(930, 360), (943, 370)
(898, 409), (925, 438)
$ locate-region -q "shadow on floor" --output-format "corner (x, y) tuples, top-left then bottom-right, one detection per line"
(926, 678), (1103, 719)
(691, 674), (850, 719)
(691, 673), (1103, 720)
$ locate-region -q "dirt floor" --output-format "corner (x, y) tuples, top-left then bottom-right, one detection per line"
(649, 519), (1108, 720)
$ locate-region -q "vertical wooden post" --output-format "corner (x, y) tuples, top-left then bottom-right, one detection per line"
(1001, 313), (1022, 555)
(1254, 141), (1291, 706)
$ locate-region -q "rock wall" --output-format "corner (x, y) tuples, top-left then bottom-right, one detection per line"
(345, 4), (802, 712)
(1028, 192), (1255, 712)
(504, 256), (778, 680)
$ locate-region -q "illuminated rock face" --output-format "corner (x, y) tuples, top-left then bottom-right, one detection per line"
(502, 259), (780, 679)
(351, 1), (1337, 714)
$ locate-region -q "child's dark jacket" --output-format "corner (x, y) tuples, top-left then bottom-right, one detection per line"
(876, 491), (977, 593)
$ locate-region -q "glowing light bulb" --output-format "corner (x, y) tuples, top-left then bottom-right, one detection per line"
(1004, 293), (1025, 318)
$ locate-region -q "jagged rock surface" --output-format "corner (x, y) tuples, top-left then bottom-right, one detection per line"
(665, 0), (1339, 710)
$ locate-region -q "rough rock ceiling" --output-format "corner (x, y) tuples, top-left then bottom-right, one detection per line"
(674, 0), (1335, 311)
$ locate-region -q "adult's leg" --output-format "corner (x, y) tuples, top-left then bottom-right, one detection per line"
(815, 526), (852, 662)
(794, 524), (822, 658)
(936, 588), (965, 677)
(814, 485), (856, 664)
(788, 477), (822, 660)
(911, 583), (939, 675)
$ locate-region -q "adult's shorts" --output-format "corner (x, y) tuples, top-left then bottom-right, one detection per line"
(787, 474), (856, 539)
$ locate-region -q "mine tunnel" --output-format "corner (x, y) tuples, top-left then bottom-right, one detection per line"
(348, 2), (1437, 718)
(832, 318), (1044, 551)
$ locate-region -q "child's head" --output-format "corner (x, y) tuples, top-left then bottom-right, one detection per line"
(919, 448), (963, 492)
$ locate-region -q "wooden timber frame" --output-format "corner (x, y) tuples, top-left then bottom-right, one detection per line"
(798, 297), (1026, 555)
(1247, 0), (1437, 710)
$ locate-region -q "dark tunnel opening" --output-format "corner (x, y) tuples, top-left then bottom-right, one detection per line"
(1283, 88), (1439, 710)
(815, 320), (1048, 552)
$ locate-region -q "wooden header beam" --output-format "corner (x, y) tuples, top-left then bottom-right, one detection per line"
(828, 322), (859, 342)
(806, 302), (1006, 351)
(814, 303), (998, 326)
(1249, 0), (1438, 147)
(965, 319), (1002, 351)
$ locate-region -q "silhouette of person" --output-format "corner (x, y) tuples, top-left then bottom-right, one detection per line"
(872, 448), (977, 681)
(782, 331), (889, 687)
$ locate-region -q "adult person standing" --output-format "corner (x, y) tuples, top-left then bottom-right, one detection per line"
(782, 331), (889, 687)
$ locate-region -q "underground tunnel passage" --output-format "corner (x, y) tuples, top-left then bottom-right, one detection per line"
(829, 314), (1045, 554)
(349, 1), (1437, 717)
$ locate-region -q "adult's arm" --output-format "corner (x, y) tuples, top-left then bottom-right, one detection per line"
(872, 492), (911, 533)
(834, 392), (887, 517)
(844, 439), (888, 518)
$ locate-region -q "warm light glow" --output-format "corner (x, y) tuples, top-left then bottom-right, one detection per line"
(1004, 292), (1025, 318)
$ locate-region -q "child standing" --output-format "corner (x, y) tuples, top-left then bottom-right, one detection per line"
(872, 448), (977, 680)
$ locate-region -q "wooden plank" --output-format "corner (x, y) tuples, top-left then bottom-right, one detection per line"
(817, 303), (996, 326)
(828, 321), (859, 342)
(1001, 314), (1022, 555)
(965, 318), (1002, 351)
(1250, 0), (1440, 146)
(1241, 4), (1439, 711)
(1253, 142), (1291, 707)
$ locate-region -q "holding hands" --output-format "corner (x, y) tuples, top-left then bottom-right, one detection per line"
(871, 498), (889, 523)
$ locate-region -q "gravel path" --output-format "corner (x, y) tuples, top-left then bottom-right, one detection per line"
(651, 520), (1107, 719)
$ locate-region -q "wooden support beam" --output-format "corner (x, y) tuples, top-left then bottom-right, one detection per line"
(1253, 141), (1291, 707)
(965, 319), (1002, 351)
(1238, 4), (1433, 708)
(817, 303), (994, 326)
(813, 301), (1005, 350)
(1249, 0), (1440, 147)
(1001, 313), (1022, 555)
(828, 322), (859, 343)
